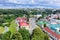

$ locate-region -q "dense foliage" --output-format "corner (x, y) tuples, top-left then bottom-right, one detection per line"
(31, 27), (50, 40)
(18, 28), (30, 40)
(2, 31), (11, 40)
(1, 31), (23, 40)
(9, 20), (17, 33)
(44, 34), (50, 40)
(11, 32), (23, 40)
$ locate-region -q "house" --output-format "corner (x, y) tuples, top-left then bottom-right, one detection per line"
(43, 27), (60, 40)
(19, 21), (29, 29)
(16, 17), (29, 30)
(16, 17), (26, 23)
(50, 14), (58, 19)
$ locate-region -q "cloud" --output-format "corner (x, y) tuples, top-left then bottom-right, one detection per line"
(6, 0), (60, 5)
(0, 0), (60, 8)
(6, 0), (30, 4)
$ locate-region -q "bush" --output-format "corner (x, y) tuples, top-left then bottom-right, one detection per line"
(18, 28), (30, 40)
(2, 31), (11, 40)
(31, 27), (50, 40)
(11, 32), (23, 40)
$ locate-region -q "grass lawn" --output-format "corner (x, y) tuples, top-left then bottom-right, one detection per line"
(0, 27), (4, 34)
(9, 20), (17, 33)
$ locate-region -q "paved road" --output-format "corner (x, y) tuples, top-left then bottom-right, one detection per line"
(29, 18), (36, 28)
(29, 18), (37, 34)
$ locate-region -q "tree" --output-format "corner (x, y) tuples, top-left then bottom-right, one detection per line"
(18, 28), (30, 40)
(0, 34), (3, 39)
(31, 27), (44, 40)
(2, 31), (11, 40)
(31, 27), (50, 40)
(11, 32), (23, 40)
(44, 34), (50, 40)
(44, 24), (47, 28)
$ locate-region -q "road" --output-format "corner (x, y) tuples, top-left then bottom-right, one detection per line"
(29, 18), (37, 34)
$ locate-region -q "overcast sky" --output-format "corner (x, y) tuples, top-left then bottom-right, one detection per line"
(0, 0), (60, 8)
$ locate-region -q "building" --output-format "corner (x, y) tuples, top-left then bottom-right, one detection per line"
(16, 17), (29, 30)
(19, 21), (29, 29)
(43, 27), (60, 40)
(16, 17), (26, 22)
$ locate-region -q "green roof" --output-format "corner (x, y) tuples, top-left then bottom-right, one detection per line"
(37, 21), (48, 25)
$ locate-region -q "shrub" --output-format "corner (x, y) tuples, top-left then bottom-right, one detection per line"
(11, 32), (23, 40)
(31, 27), (50, 40)
(18, 28), (30, 40)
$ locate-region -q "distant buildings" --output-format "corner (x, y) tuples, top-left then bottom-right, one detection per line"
(43, 14), (60, 40)
(43, 27), (60, 40)
(34, 14), (42, 18)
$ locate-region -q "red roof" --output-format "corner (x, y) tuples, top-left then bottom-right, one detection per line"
(16, 17), (26, 21)
(16, 17), (21, 20)
(22, 18), (26, 20)
(43, 27), (60, 40)
(19, 21), (29, 27)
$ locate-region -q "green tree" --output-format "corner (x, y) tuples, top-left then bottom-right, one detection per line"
(44, 34), (50, 40)
(2, 31), (11, 40)
(31, 27), (44, 40)
(44, 24), (47, 28)
(11, 32), (23, 40)
(31, 27), (50, 40)
(0, 34), (3, 39)
(18, 28), (30, 40)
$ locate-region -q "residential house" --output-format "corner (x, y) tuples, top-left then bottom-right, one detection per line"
(16, 17), (29, 30)
(43, 27), (60, 40)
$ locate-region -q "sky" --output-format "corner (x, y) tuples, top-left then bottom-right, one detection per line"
(0, 0), (60, 8)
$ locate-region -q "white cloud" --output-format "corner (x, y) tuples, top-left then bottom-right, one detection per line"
(1, 0), (60, 8)
(43, 0), (60, 6)
(6, 0), (60, 5)
(7, 0), (29, 4)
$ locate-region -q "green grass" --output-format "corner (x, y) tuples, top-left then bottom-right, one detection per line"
(0, 27), (4, 34)
(9, 20), (17, 33)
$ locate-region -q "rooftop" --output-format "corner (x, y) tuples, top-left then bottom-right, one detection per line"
(19, 21), (29, 27)
(16, 17), (26, 21)
(43, 27), (60, 40)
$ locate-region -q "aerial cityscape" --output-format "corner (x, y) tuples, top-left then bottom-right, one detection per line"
(0, 0), (60, 40)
